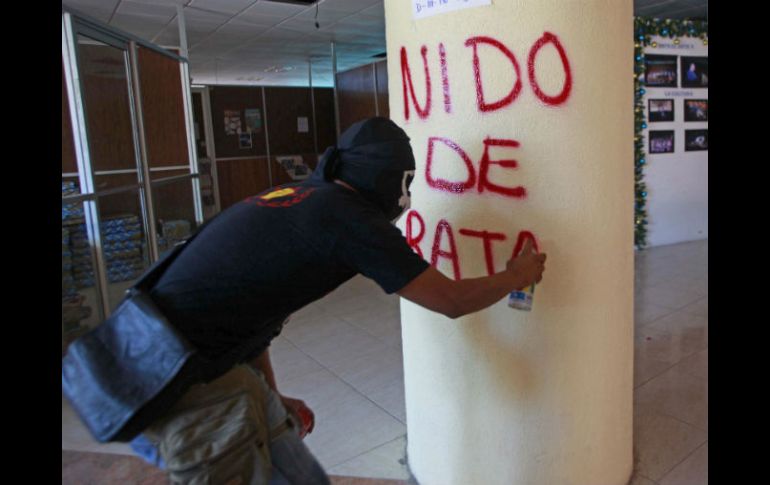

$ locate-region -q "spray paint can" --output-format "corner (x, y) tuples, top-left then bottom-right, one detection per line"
(508, 284), (535, 311)
(508, 231), (540, 312)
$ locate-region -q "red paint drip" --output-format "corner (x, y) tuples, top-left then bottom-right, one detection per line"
(425, 136), (477, 193)
(458, 228), (507, 276)
(478, 138), (527, 198)
(512, 230), (540, 258)
(439, 42), (451, 113)
(400, 45), (432, 120)
(406, 209), (426, 259)
(431, 219), (461, 280)
(527, 32), (572, 106)
(465, 36), (522, 113)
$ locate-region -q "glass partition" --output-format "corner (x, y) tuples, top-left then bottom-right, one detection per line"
(62, 9), (202, 354)
(96, 189), (152, 311)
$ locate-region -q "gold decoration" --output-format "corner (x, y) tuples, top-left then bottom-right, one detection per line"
(651, 42), (657, 48)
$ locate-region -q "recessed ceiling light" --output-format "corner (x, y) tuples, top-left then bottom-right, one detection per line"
(264, 65), (295, 73)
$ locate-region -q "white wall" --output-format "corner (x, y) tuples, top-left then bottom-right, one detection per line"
(642, 35), (708, 247)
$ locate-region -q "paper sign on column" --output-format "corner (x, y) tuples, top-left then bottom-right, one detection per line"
(412, 0), (491, 19)
(298, 117), (309, 133)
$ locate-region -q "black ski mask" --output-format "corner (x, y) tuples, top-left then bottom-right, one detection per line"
(313, 117), (416, 221)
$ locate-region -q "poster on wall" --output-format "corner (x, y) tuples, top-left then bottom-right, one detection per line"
(680, 56), (708, 88)
(684, 99), (708, 122)
(224, 110), (242, 135)
(245, 109), (262, 133)
(239, 132), (252, 149)
(684, 130), (708, 151)
(644, 55), (678, 87)
(648, 99), (674, 122)
(297, 117), (309, 133)
(649, 130), (675, 154)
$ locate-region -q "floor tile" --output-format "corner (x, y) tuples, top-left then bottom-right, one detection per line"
(635, 364), (708, 431)
(268, 336), (325, 386)
(62, 450), (167, 485)
(628, 473), (658, 485)
(658, 442), (708, 485)
(62, 395), (134, 456)
(633, 405), (708, 481)
(329, 436), (409, 480)
(679, 297), (707, 318)
(279, 369), (407, 469)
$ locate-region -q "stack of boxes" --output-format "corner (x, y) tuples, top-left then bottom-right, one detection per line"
(62, 180), (147, 289)
(62, 180), (82, 300)
(157, 219), (192, 256)
(62, 227), (77, 300)
(101, 215), (146, 283)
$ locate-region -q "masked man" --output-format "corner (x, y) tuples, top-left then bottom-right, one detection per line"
(63, 117), (546, 484)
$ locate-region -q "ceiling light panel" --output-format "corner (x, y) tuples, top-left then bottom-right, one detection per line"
(190, 0), (258, 15)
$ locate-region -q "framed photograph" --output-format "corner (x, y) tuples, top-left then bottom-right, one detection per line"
(680, 56), (708, 88)
(685, 130), (708, 151)
(644, 55), (678, 87)
(238, 132), (252, 149)
(649, 130), (675, 154)
(648, 99), (674, 122)
(224, 110), (242, 135)
(684, 99), (708, 122)
(244, 109), (262, 133)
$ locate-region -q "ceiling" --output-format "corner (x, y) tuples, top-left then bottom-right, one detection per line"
(61, 0), (707, 88)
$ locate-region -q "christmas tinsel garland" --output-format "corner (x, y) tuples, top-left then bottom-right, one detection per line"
(633, 17), (707, 248)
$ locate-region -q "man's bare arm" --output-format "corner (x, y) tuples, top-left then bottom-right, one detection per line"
(397, 239), (546, 319)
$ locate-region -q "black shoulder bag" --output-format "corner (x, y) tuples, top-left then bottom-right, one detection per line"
(62, 232), (203, 443)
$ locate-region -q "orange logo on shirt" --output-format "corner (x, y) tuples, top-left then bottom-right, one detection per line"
(246, 186), (316, 208)
(261, 188), (296, 200)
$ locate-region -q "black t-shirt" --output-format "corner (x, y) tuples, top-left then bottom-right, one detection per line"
(150, 178), (429, 363)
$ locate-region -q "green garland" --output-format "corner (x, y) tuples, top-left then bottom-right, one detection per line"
(633, 17), (708, 249)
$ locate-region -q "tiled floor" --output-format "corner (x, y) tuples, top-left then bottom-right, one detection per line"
(62, 239), (707, 484)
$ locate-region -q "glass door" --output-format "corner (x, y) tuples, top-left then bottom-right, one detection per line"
(62, 10), (202, 355)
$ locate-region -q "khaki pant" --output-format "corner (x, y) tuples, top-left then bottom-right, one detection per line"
(143, 365), (291, 485)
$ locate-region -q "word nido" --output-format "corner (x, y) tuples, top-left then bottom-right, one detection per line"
(406, 209), (539, 280)
(401, 32), (572, 120)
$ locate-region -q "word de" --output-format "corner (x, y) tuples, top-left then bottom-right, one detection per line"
(406, 209), (539, 280)
(425, 136), (526, 198)
(401, 32), (572, 120)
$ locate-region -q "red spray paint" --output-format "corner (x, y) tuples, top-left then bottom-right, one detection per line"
(458, 229), (507, 276)
(478, 138), (527, 198)
(439, 42), (452, 113)
(465, 36), (523, 113)
(406, 209), (426, 258)
(425, 136), (477, 194)
(527, 32), (572, 106)
(401, 45), (432, 120)
(431, 219), (461, 280)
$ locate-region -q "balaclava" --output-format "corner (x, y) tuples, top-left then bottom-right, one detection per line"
(313, 117), (416, 221)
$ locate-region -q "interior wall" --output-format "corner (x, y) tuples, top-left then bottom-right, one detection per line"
(336, 60), (389, 133)
(641, 34), (708, 247)
(206, 85), (336, 210)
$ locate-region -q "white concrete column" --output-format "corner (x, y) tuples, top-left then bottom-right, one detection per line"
(386, 1), (634, 484)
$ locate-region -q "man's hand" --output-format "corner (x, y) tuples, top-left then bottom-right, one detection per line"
(506, 239), (547, 290)
(280, 395), (315, 438)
